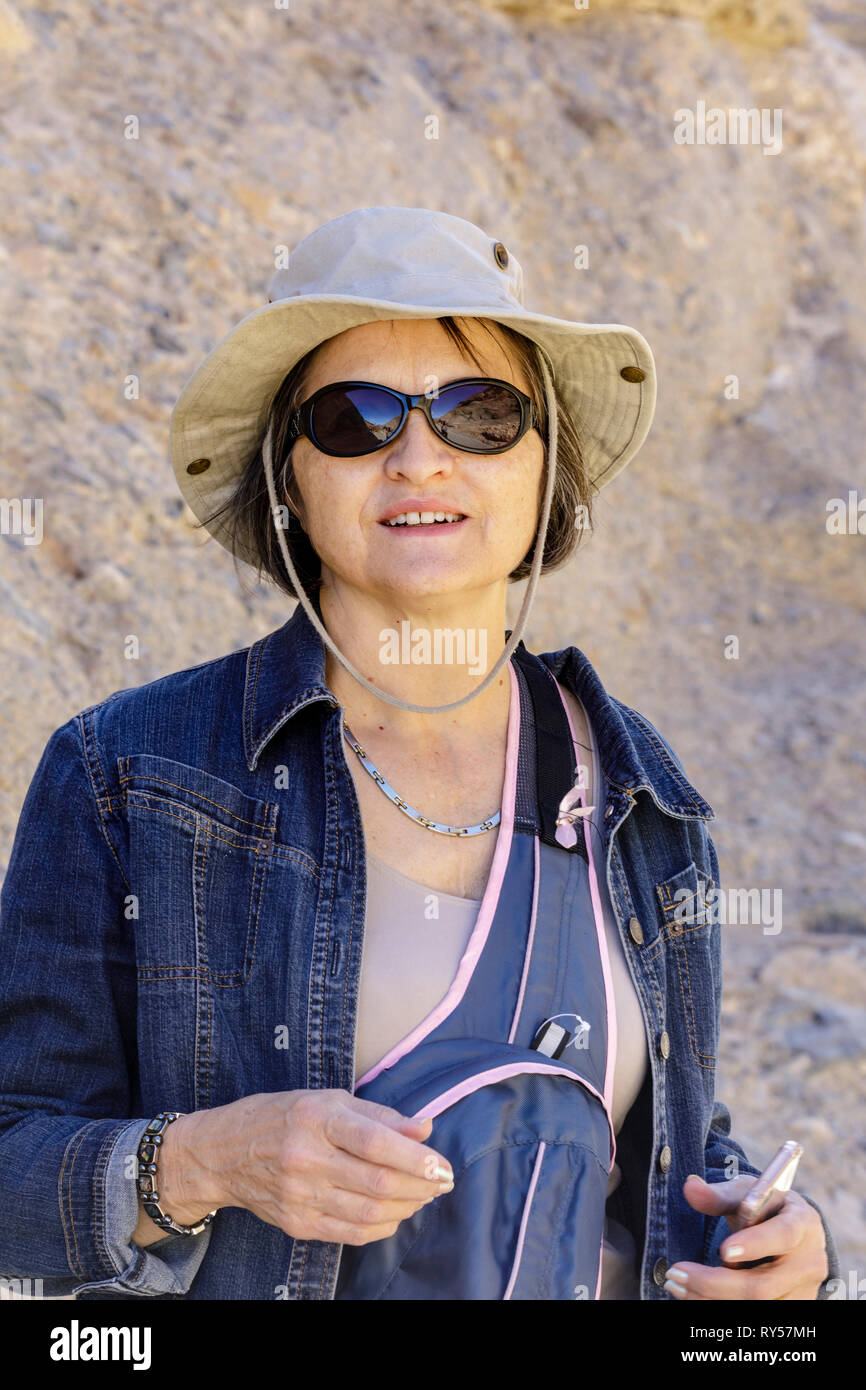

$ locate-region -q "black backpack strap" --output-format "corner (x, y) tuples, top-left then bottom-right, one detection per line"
(510, 642), (587, 862)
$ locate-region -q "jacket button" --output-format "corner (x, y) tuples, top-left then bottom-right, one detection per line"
(628, 916), (644, 945)
(187, 457), (211, 475)
(659, 1029), (671, 1059)
(620, 365), (646, 383)
(493, 240), (509, 269)
(652, 1257), (669, 1286)
(658, 1144), (672, 1173)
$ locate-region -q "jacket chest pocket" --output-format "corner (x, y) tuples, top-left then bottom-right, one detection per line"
(654, 859), (716, 1069)
(119, 753), (280, 987)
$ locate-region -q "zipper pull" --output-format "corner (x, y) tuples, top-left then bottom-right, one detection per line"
(555, 773), (594, 849)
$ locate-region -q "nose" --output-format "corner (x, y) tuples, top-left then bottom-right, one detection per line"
(385, 405), (453, 467)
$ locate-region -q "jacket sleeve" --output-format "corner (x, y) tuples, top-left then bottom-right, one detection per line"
(701, 828), (842, 1300)
(0, 714), (211, 1298)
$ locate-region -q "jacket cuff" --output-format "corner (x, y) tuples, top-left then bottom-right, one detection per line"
(799, 1191), (844, 1300)
(70, 1120), (212, 1299)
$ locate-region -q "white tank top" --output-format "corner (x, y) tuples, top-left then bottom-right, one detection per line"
(354, 688), (648, 1299)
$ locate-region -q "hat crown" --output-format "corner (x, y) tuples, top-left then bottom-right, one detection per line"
(267, 206), (525, 313)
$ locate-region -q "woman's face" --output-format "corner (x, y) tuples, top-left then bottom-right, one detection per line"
(288, 318), (545, 607)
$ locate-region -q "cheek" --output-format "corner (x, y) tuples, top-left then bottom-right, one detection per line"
(296, 457), (357, 526)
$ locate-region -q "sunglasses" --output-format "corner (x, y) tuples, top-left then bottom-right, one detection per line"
(286, 377), (538, 458)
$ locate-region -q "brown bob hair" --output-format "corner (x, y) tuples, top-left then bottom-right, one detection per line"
(195, 317), (594, 601)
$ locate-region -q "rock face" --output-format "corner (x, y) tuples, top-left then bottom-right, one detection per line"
(0, 0), (863, 1280)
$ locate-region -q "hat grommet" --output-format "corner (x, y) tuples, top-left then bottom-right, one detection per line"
(187, 458), (212, 475)
(492, 240), (509, 270)
(620, 365), (646, 383)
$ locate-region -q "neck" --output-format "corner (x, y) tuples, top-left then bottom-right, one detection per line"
(318, 584), (514, 746)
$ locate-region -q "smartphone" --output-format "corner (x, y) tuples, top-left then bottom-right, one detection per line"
(728, 1140), (803, 1269)
(737, 1139), (803, 1227)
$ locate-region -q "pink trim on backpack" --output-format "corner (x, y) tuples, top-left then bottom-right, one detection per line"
(552, 677), (619, 1135)
(355, 662), (521, 1088)
(503, 1140), (547, 1300)
(507, 833), (540, 1044)
(411, 1060), (610, 1131)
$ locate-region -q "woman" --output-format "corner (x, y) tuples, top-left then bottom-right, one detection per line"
(0, 207), (837, 1300)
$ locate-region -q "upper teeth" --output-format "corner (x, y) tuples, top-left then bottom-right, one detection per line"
(384, 511), (464, 526)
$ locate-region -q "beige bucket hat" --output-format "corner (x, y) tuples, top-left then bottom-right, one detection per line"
(169, 206), (657, 713)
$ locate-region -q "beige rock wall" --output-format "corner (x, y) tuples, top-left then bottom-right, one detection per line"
(0, 0), (863, 1277)
(480, 0), (810, 47)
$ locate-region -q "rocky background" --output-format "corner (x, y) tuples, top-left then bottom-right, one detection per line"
(0, 0), (863, 1283)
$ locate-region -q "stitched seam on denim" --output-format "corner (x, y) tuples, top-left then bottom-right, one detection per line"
(241, 827), (267, 985)
(677, 933), (715, 1061)
(336, 716), (363, 1111)
(657, 880), (698, 912)
(662, 919), (709, 946)
(670, 938), (715, 1067)
(309, 716), (340, 1299)
(193, 819), (210, 1110)
(58, 1129), (76, 1278)
(203, 819), (213, 1106)
(77, 711), (132, 894)
(659, 888), (714, 943)
(124, 795), (270, 848)
(139, 969), (229, 979)
(191, 817), (205, 1109)
(658, 876), (712, 919)
(205, 949), (213, 1111)
(124, 799), (320, 876)
(61, 1125), (90, 1280)
(118, 771), (274, 831)
(93, 1122), (129, 1276)
(246, 636), (266, 765)
(626, 709), (703, 812)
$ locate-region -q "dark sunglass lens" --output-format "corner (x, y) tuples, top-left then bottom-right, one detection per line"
(432, 383), (523, 450)
(312, 386), (401, 455)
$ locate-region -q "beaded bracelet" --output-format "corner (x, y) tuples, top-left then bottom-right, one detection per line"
(135, 1111), (218, 1237)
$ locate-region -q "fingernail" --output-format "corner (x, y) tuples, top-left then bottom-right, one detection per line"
(430, 1164), (453, 1183)
(685, 1174), (703, 1182)
(664, 1278), (686, 1298)
(438, 1179), (454, 1194)
(666, 1266), (688, 1284)
(724, 1244), (745, 1259)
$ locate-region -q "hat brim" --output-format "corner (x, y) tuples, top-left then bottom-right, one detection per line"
(169, 295), (656, 568)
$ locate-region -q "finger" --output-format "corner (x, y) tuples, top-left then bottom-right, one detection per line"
(720, 1208), (809, 1267)
(354, 1099), (432, 1137)
(376, 1107), (434, 1137)
(326, 1105), (454, 1183)
(314, 1180), (441, 1231)
(682, 1173), (758, 1219)
(327, 1146), (455, 1204)
(301, 1209), (413, 1248)
(663, 1259), (791, 1301)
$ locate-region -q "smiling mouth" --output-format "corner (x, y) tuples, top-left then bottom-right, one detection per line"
(380, 510), (468, 528)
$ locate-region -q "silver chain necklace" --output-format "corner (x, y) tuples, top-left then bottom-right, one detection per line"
(342, 723), (501, 837)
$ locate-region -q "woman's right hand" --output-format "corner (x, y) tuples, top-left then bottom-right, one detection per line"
(147, 1090), (454, 1247)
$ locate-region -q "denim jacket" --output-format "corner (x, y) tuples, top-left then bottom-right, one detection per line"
(0, 599), (840, 1299)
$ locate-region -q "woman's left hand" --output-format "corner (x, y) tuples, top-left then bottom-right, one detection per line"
(663, 1174), (830, 1300)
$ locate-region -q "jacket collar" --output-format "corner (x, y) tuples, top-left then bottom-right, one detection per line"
(242, 597), (713, 822)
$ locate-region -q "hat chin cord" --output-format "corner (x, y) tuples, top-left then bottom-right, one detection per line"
(261, 350), (559, 716)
